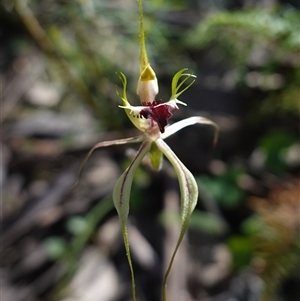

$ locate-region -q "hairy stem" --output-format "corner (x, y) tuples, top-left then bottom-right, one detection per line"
(122, 223), (137, 301)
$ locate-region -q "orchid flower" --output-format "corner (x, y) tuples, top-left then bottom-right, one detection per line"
(79, 1), (218, 300)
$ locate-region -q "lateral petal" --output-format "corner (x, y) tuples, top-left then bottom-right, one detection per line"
(162, 116), (219, 148)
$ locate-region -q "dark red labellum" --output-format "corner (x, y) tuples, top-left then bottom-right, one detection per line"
(140, 99), (178, 133)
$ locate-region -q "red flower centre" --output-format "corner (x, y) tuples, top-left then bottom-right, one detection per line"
(139, 100), (178, 133)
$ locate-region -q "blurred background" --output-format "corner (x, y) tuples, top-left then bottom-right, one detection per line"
(1, 0), (299, 301)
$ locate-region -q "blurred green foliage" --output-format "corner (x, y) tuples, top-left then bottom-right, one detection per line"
(258, 129), (297, 174)
(186, 7), (300, 63)
(227, 235), (254, 271)
(43, 196), (113, 288)
(198, 167), (246, 209)
(44, 236), (68, 261)
(185, 6), (300, 117)
(189, 210), (226, 235)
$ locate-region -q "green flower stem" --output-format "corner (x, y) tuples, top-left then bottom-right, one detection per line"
(121, 222), (136, 301)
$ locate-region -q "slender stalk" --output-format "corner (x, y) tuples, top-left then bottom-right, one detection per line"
(162, 232), (186, 301)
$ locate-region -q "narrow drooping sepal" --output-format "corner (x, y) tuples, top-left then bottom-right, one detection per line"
(112, 140), (151, 301)
(155, 138), (198, 230)
(113, 140), (152, 223)
(155, 138), (198, 301)
(76, 136), (144, 187)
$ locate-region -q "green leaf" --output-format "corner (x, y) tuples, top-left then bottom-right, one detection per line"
(113, 140), (151, 301)
(155, 138), (198, 301)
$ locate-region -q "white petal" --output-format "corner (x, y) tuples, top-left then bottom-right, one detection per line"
(162, 116), (219, 147)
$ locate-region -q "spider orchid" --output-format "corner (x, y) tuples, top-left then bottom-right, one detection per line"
(79, 1), (218, 300)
